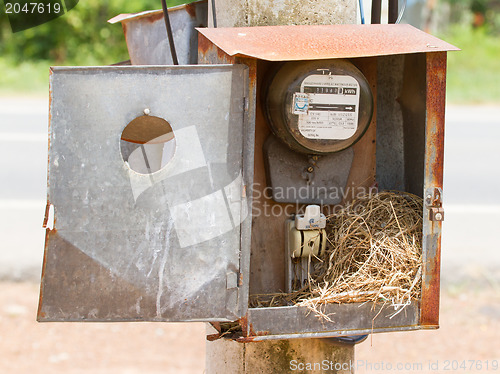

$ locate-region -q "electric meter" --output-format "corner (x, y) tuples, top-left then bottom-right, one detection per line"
(264, 59), (374, 155)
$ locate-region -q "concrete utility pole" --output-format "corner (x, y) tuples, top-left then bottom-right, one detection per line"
(205, 1), (358, 373)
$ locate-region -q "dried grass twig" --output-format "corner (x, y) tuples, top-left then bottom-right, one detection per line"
(250, 191), (424, 320)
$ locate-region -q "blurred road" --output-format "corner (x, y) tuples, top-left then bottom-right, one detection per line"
(441, 105), (500, 284)
(0, 97), (499, 283)
(0, 97), (48, 280)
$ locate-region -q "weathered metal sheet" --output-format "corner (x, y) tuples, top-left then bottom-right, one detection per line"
(420, 51), (447, 327)
(38, 65), (252, 322)
(375, 55), (405, 191)
(241, 302), (419, 341)
(198, 45), (259, 319)
(109, 0), (208, 65)
(198, 29), (447, 340)
(197, 24), (459, 62)
(263, 135), (354, 204)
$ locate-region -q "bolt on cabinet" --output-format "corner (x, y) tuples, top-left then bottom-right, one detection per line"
(38, 24), (458, 341)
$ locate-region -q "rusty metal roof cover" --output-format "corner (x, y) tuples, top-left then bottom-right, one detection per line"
(108, 9), (163, 24)
(108, 0), (206, 24)
(197, 24), (459, 61)
(109, 0), (207, 65)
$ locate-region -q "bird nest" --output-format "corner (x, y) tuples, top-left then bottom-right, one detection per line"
(250, 191), (423, 320)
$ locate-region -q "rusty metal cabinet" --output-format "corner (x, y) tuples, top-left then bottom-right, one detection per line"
(39, 24), (458, 342)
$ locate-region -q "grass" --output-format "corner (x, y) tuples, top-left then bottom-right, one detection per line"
(441, 25), (500, 104)
(0, 57), (52, 96)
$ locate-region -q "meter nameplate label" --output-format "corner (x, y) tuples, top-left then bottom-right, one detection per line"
(296, 74), (360, 140)
(292, 93), (309, 114)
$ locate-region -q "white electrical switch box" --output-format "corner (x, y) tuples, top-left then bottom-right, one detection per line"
(295, 205), (326, 230)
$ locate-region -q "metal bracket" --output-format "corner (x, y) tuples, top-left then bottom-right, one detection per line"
(425, 187), (444, 222)
(226, 271), (239, 289)
(42, 203), (55, 230)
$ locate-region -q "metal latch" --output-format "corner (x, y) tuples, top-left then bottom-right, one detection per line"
(425, 187), (444, 222)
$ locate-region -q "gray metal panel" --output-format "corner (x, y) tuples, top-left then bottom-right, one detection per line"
(110, 0), (208, 65)
(401, 53), (427, 197)
(263, 135), (353, 205)
(38, 65), (251, 322)
(245, 301), (419, 340)
(376, 55), (405, 191)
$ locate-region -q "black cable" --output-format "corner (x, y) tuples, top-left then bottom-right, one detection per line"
(211, 0), (217, 27)
(161, 0), (179, 65)
(371, 0), (382, 24)
(389, 0), (399, 23)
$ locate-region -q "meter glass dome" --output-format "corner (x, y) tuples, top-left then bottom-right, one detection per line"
(264, 59), (374, 154)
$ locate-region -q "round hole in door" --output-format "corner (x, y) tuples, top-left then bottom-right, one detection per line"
(120, 114), (176, 174)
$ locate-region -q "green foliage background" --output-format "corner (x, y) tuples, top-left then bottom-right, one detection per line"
(0, 0), (193, 65)
(441, 25), (500, 103)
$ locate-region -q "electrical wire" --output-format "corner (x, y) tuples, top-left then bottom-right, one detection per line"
(389, 0), (399, 23)
(371, 0), (382, 24)
(396, 0), (407, 24)
(161, 0), (179, 65)
(211, 0), (217, 27)
(359, 0), (366, 24)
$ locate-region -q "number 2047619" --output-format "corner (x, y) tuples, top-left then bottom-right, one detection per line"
(5, 2), (62, 14)
(443, 360), (498, 371)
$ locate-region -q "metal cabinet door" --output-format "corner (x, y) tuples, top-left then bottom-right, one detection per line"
(38, 65), (252, 322)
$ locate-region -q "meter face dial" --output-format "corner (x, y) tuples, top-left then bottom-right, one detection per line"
(294, 74), (360, 140)
(264, 59), (373, 155)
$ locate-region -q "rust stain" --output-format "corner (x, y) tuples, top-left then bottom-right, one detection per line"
(122, 22), (128, 39)
(242, 57), (258, 84)
(197, 24), (459, 62)
(184, 2), (197, 18)
(42, 202), (50, 228)
(217, 47), (236, 64)
(108, 10), (164, 25)
(197, 33), (211, 55)
(426, 52), (447, 188)
(37, 228), (52, 320)
(238, 314), (270, 341)
(420, 246), (441, 327)
(206, 333), (221, 341)
(420, 51), (447, 327)
(236, 336), (257, 343)
(210, 322), (221, 333)
(108, 1), (205, 25)
(238, 314), (251, 336)
(236, 330), (270, 343)
(198, 33), (237, 65)
(144, 12), (164, 24)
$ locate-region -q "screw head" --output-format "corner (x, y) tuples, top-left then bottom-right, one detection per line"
(307, 166), (314, 173)
(434, 212), (443, 221)
(144, 108), (151, 116)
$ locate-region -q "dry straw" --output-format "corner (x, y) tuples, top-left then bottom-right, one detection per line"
(250, 191), (423, 321)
